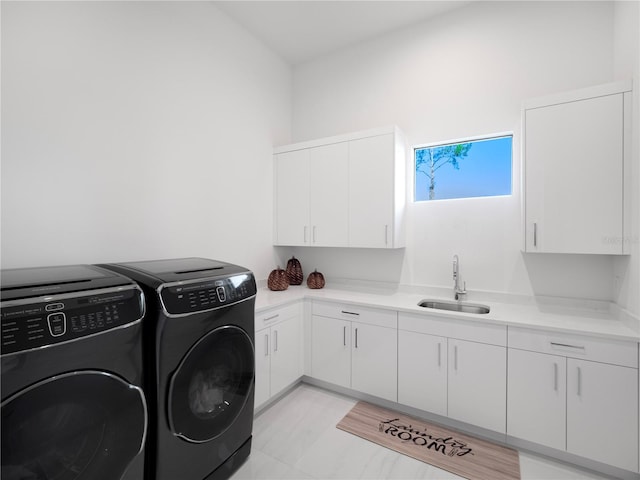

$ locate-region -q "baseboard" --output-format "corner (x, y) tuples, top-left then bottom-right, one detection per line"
(254, 378), (304, 416)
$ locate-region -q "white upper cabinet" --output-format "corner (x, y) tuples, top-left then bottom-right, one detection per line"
(522, 80), (632, 254)
(274, 126), (406, 248)
(275, 149), (310, 246)
(309, 142), (349, 247)
(349, 134), (396, 248)
(274, 143), (348, 247)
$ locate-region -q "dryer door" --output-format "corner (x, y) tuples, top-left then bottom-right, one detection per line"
(168, 325), (254, 443)
(1, 371), (147, 480)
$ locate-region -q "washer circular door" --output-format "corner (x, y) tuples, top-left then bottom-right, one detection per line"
(1, 370), (147, 480)
(168, 325), (254, 443)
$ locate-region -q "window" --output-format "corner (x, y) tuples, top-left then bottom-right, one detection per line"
(414, 135), (512, 202)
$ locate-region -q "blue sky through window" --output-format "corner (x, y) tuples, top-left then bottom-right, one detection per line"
(415, 135), (512, 201)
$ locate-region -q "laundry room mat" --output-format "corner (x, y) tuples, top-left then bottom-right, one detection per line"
(336, 401), (520, 480)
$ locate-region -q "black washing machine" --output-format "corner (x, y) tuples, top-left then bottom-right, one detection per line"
(0, 264), (147, 480)
(100, 258), (257, 480)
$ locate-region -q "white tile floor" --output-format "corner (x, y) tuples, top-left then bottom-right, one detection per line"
(232, 384), (611, 480)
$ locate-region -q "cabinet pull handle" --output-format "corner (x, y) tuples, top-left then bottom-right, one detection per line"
(385, 225), (389, 245)
(264, 334), (269, 357)
(553, 362), (558, 391)
(454, 345), (458, 371)
(343, 326), (346, 346)
(274, 330), (278, 352)
(304, 226), (308, 243)
(533, 222), (537, 247)
(550, 342), (585, 350)
(355, 328), (358, 348)
(313, 226), (317, 243)
(263, 314), (279, 322)
(438, 342), (442, 367)
(577, 366), (582, 396)
(341, 310), (360, 316)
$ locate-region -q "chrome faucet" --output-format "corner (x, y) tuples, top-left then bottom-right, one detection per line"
(453, 255), (467, 300)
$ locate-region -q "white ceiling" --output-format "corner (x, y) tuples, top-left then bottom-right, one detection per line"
(214, 1), (473, 65)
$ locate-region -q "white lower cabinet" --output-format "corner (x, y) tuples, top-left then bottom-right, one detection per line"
(254, 327), (271, 408)
(398, 313), (507, 434)
(507, 326), (639, 472)
(507, 349), (567, 450)
(351, 322), (397, 401)
(311, 301), (397, 402)
(310, 315), (351, 389)
(254, 303), (303, 410)
(270, 298), (639, 474)
(270, 315), (303, 395)
(448, 339), (506, 433)
(398, 330), (447, 417)
(566, 358), (638, 472)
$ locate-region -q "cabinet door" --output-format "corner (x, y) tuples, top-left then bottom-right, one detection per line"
(270, 317), (302, 396)
(448, 339), (506, 433)
(311, 315), (351, 389)
(349, 134), (395, 248)
(309, 143), (349, 246)
(507, 349), (566, 450)
(567, 359), (638, 472)
(275, 149), (309, 246)
(351, 322), (397, 402)
(254, 328), (271, 409)
(398, 330), (447, 416)
(524, 93), (623, 254)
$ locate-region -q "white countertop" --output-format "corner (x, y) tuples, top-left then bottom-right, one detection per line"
(256, 285), (640, 343)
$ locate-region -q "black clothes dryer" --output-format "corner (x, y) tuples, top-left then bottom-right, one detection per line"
(100, 258), (257, 480)
(0, 264), (147, 480)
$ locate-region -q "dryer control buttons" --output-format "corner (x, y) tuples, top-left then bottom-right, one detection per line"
(47, 312), (67, 337)
(45, 302), (65, 311)
(216, 286), (226, 303)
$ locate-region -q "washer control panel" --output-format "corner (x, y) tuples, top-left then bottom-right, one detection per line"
(161, 272), (256, 315)
(1, 287), (143, 355)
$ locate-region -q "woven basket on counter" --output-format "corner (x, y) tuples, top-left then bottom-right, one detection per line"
(306, 269), (325, 289)
(267, 267), (289, 291)
(286, 256), (303, 286)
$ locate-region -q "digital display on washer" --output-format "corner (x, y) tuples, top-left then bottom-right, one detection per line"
(160, 273), (256, 315)
(0, 287), (143, 355)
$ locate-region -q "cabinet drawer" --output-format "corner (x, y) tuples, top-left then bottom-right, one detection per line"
(398, 312), (506, 347)
(312, 301), (397, 329)
(255, 302), (301, 332)
(508, 326), (638, 368)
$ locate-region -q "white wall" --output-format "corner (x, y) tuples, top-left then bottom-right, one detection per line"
(290, 1), (622, 300)
(613, 0), (640, 316)
(1, 1), (292, 280)
(3, 1), (635, 307)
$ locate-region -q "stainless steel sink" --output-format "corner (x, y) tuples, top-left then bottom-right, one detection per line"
(418, 299), (490, 314)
